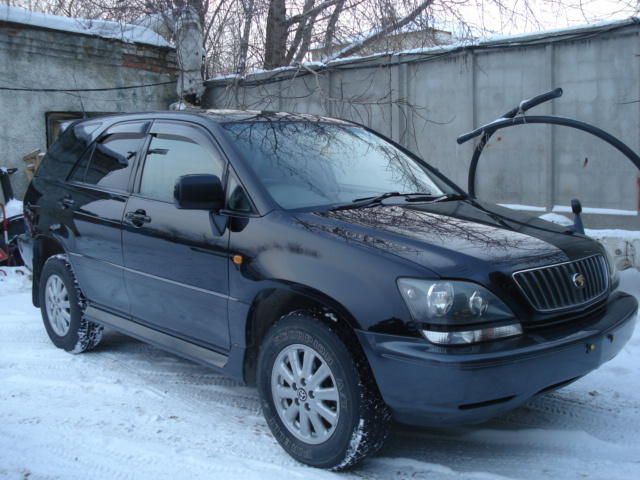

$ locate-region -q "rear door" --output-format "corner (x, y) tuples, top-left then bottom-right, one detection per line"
(122, 120), (231, 350)
(64, 120), (149, 314)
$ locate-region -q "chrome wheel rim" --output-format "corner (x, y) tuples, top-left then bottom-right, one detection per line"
(45, 274), (71, 336)
(271, 343), (340, 445)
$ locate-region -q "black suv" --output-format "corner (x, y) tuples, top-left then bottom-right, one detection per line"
(23, 111), (637, 470)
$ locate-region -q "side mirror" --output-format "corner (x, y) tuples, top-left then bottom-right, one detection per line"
(174, 174), (224, 210)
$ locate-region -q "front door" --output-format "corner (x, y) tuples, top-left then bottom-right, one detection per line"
(122, 120), (230, 350)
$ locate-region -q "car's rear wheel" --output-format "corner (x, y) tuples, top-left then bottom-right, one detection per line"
(40, 254), (103, 353)
(257, 310), (390, 470)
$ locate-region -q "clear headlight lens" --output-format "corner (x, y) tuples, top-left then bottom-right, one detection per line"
(426, 282), (454, 317)
(397, 278), (523, 346)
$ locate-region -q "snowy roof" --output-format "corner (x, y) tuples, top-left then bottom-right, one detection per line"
(0, 5), (171, 48)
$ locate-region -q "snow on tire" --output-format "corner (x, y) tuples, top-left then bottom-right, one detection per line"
(39, 254), (103, 353)
(257, 310), (391, 470)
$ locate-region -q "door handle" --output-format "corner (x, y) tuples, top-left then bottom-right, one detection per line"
(58, 196), (74, 209)
(125, 209), (151, 226)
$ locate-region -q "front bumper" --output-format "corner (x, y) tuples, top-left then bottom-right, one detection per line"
(357, 291), (638, 427)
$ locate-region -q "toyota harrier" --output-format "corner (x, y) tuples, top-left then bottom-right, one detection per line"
(22, 110), (637, 470)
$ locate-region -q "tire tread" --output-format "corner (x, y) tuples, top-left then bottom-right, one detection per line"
(41, 254), (103, 353)
(261, 310), (390, 470)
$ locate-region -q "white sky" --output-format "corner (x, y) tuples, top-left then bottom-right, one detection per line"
(9, 0), (640, 40)
(447, 0), (639, 37)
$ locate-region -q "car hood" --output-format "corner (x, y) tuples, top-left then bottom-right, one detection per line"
(297, 199), (602, 278)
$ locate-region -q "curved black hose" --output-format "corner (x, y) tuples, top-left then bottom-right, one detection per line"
(467, 115), (640, 196)
(457, 88), (564, 144)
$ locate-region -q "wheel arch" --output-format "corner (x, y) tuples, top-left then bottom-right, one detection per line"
(32, 234), (67, 307)
(241, 283), (362, 386)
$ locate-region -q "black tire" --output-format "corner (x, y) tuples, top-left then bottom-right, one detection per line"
(39, 254), (103, 353)
(257, 310), (390, 470)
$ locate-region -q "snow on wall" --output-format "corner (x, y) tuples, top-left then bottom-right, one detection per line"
(540, 212), (640, 270)
(0, 5), (171, 48)
(206, 17), (639, 83)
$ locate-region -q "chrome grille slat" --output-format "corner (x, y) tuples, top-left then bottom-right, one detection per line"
(513, 255), (609, 312)
(584, 257), (597, 298)
(559, 264), (576, 304)
(541, 268), (561, 309)
(549, 267), (571, 307)
(589, 257), (600, 295)
(533, 270), (552, 310)
(518, 271), (545, 309)
(598, 256), (608, 292)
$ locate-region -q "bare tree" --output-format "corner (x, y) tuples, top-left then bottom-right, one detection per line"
(328, 0), (434, 60)
(9, 0), (640, 77)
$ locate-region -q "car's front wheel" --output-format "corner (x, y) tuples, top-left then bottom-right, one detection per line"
(257, 310), (390, 470)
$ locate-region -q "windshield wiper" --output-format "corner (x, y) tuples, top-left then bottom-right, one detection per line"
(414, 193), (467, 203)
(331, 192), (436, 211)
(330, 191), (468, 211)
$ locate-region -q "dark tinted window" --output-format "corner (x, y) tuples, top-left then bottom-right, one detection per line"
(226, 172), (253, 213)
(69, 121), (148, 191)
(68, 146), (94, 183)
(140, 127), (224, 203)
(37, 121), (102, 181)
(222, 121), (453, 210)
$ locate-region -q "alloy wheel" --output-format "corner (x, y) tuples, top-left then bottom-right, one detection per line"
(45, 274), (71, 336)
(271, 343), (340, 445)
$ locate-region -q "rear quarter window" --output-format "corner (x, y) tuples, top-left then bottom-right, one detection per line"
(68, 121), (148, 192)
(36, 121), (103, 181)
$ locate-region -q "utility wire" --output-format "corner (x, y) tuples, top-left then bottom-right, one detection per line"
(0, 80), (176, 93)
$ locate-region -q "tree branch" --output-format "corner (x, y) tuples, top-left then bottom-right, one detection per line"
(330, 0), (435, 60)
(285, 0), (340, 26)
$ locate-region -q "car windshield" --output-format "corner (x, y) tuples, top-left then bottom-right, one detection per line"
(222, 120), (455, 210)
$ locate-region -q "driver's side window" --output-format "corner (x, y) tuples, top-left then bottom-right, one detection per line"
(139, 123), (224, 203)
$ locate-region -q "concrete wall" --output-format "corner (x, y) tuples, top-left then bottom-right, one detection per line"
(0, 21), (177, 199)
(204, 20), (640, 229)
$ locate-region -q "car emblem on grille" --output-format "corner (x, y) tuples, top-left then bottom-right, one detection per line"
(571, 273), (586, 289)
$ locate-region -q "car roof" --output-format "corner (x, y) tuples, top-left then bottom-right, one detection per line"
(74, 109), (353, 127)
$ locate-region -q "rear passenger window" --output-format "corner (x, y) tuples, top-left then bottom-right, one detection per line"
(69, 121), (148, 191)
(139, 125), (224, 203)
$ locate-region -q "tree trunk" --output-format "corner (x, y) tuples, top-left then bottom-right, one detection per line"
(236, 0), (255, 74)
(285, 0), (315, 64)
(264, 0), (288, 69)
(293, 11), (318, 63)
(323, 0), (345, 55)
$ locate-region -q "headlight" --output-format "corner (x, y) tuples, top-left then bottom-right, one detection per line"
(397, 279), (523, 346)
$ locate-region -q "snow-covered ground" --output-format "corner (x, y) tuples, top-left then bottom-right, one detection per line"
(1, 267), (639, 480)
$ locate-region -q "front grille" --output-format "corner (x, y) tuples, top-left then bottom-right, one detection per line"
(513, 255), (609, 312)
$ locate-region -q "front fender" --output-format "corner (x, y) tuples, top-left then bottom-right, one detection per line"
(228, 211), (431, 338)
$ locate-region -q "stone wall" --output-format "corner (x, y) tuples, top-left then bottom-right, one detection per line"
(0, 21), (177, 198)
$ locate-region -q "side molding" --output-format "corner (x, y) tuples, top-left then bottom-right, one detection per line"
(85, 305), (228, 368)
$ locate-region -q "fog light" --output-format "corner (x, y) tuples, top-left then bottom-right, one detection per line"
(422, 324), (523, 345)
